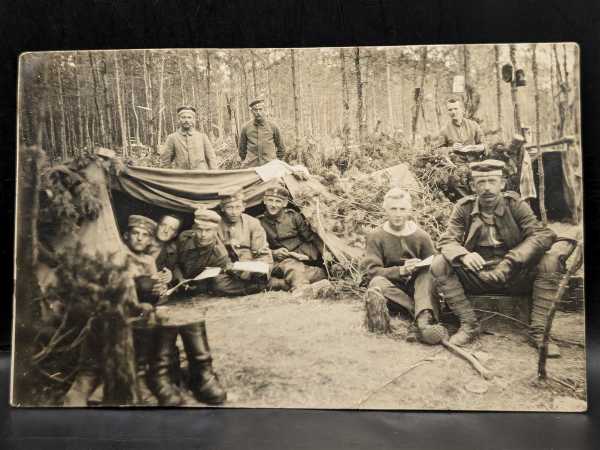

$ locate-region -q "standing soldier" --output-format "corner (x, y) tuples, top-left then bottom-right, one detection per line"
(362, 188), (439, 343)
(431, 160), (561, 356)
(160, 106), (218, 170)
(239, 99), (286, 167)
(258, 185), (327, 292)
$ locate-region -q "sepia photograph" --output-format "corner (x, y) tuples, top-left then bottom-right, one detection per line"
(11, 43), (585, 411)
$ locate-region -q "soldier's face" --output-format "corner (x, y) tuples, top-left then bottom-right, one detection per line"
(128, 226), (152, 253)
(222, 200), (245, 223)
(264, 196), (287, 216)
(384, 200), (412, 231)
(194, 223), (218, 247)
(157, 216), (182, 242)
(472, 175), (505, 200)
(179, 111), (195, 130)
(250, 103), (265, 120)
(447, 102), (464, 122)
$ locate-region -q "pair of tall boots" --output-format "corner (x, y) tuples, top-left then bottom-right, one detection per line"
(437, 273), (561, 356)
(148, 321), (227, 406)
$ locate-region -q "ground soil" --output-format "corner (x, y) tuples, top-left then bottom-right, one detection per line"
(155, 288), (586, 412)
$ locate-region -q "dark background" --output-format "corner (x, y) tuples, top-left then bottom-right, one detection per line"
(1, 0), (599, 448)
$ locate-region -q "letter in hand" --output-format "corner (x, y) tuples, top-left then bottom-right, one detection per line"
(460, 252), (486, 272)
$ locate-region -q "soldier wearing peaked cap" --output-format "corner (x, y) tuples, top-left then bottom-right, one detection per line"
(239, 98), (286, 167)
(430, 159), (562, 355)
(160, 105), (218, 170)
(258, 185), (327, 292)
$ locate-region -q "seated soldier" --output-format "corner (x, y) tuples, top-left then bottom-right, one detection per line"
(214, 186), (275, 296)
(431, 160), (561, 356)
(148, 208), (228, 406)
(362, 188), (439, 343)
(258, 185), (327, 292)
(153, 213), (185, 286)
(63, 215), (160, 406)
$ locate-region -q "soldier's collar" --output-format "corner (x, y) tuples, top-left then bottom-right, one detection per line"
(383, 220), (418, 237)
(177, 127), (194, 137)
(471, 196), (506, 217)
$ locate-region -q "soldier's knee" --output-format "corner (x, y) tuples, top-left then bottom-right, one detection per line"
(537, 252), (563, 274)
(368, 276), (392, 290)
(430, 254), (452, 278)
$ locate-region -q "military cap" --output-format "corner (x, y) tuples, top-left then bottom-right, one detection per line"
(128, 215), (158, 234)
(194, 208), (222, 227)
(383, 187), (412, 208)
(219, 186), (245, 205)
(263, 185), (290, 201)
(469, 159), (506, 178)
(249, 98), (264, 108)
(176, 105), (197, 115)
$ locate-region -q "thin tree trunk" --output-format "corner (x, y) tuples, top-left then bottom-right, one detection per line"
(411, 46), (428, 146)
(340, 48), (350, 151)
(55, 57), (68, 159)
(100, 55), (113, 145)
(48, 102), (56, 155)
(157, 54), (166, 150)
(532, 44), (547, 224)
(206, 50), (212, 136)
(494, 45), (503, 138)
(143, 50), (155, 147)
(88, 53), (106, 146)
(74, 57), (84, 150)
(251, 50), (258, 97)
(290, 48), (301, 148)
(131, 75), (139, 144)
(113, 53), (128, 157)
(385, 49), (394, 130)
(553, 44), (567, 137)
(178, 54), (186, 105)
(572, 45), (580, 136)
(434, 76), (442, 131)
(354, 47), (366, 146)
(509, 44), (523, 134)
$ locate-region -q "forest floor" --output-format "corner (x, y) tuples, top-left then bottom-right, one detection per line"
(153, 286), (586, 412)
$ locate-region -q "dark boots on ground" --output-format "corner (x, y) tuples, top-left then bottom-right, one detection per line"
(436, 275), (480, 346)
(148, 326), (184, 406)
(180, 321), (227, 405)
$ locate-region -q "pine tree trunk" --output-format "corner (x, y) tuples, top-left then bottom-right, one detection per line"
(494, 44), (503, 138)
(157, 54), (166, 150)
(88, 52), (106, 146)
(251, 50), (258, 97)
(143, 50), (155, 147)
(411, 46), (428, 146)
(74, 58), (84, 150)
(385, 49), (394, 130)
(114, 53), (129, 157)
(206, 50), (212, 137)
(56, 57), (68, 159)
(354, 47), (366, 146)
(509, 44), (523, 135)
(552, 44), (567, 138)
(572, 45), (580, 136)
(290, 48), (301, 148)
(100, 55), (113, 146)
(178, 54), (186, 105)
(532, 44), (547, 224)
(48, 102), (56, 156)
(340, 48), (350, 152)
(132, 75), (139, 144)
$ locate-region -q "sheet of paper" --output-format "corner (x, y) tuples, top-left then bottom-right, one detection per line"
(193, 266), (222, 280)
(231, 261), (270, 275)
(415, 255), (434, 268)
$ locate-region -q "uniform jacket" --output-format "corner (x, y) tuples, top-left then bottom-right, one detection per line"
(438, 191), (557, 266)
(177, 230), (231, 279)
(160, 128), (217, 170)
(258, 208), (321, 262)
(239, 118), (285, 167)
(217, 213), (273, 265)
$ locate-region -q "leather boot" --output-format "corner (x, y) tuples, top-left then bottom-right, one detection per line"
(437, 275), (479, 346)
(63, 330), (101, 406)
(133, 328), (155, 405)
(148, 327), (184, 406)
(268, 276), (290, 291)
(529, 274), (561, 358)
(180, 321), (227, 405)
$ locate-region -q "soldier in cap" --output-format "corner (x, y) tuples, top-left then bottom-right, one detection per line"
(238, 98), (286, 167)
(214, 186), (275, 295)
(431, 160), (561, 355)
(258, 185), (327, 292)
(143, 207), (228, 407)
(160, 105), (218, 170)
(361, 188), (440, 343)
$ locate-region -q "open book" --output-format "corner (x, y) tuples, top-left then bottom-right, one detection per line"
(163, 267), (222, 297)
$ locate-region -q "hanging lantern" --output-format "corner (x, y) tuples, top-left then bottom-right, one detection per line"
(502, 64), (513, 83)
(515, 69), (527, 87)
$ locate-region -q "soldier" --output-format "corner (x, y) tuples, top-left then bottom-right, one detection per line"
(63, 215), (160, 406)
(148, 208), (228, 406)
(258, 185), (327, 292)
(238, 98), (286, 167)
(215, 186), (275, 295)
(362, 188), (439, 343)
(153, 214), (185, 286)
(431, 160), (561, 356)
(160, 105), (218, 170)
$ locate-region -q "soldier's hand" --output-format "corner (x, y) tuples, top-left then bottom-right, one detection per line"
(452, 142), (464, 152)
(479, 259), (513, 284)
(154, 268), (173, 284)
(273, 248), (290, 261)
(403, 258), (421, 275)
(238, 271), (252, 281)
(460, 252), (486, 272)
